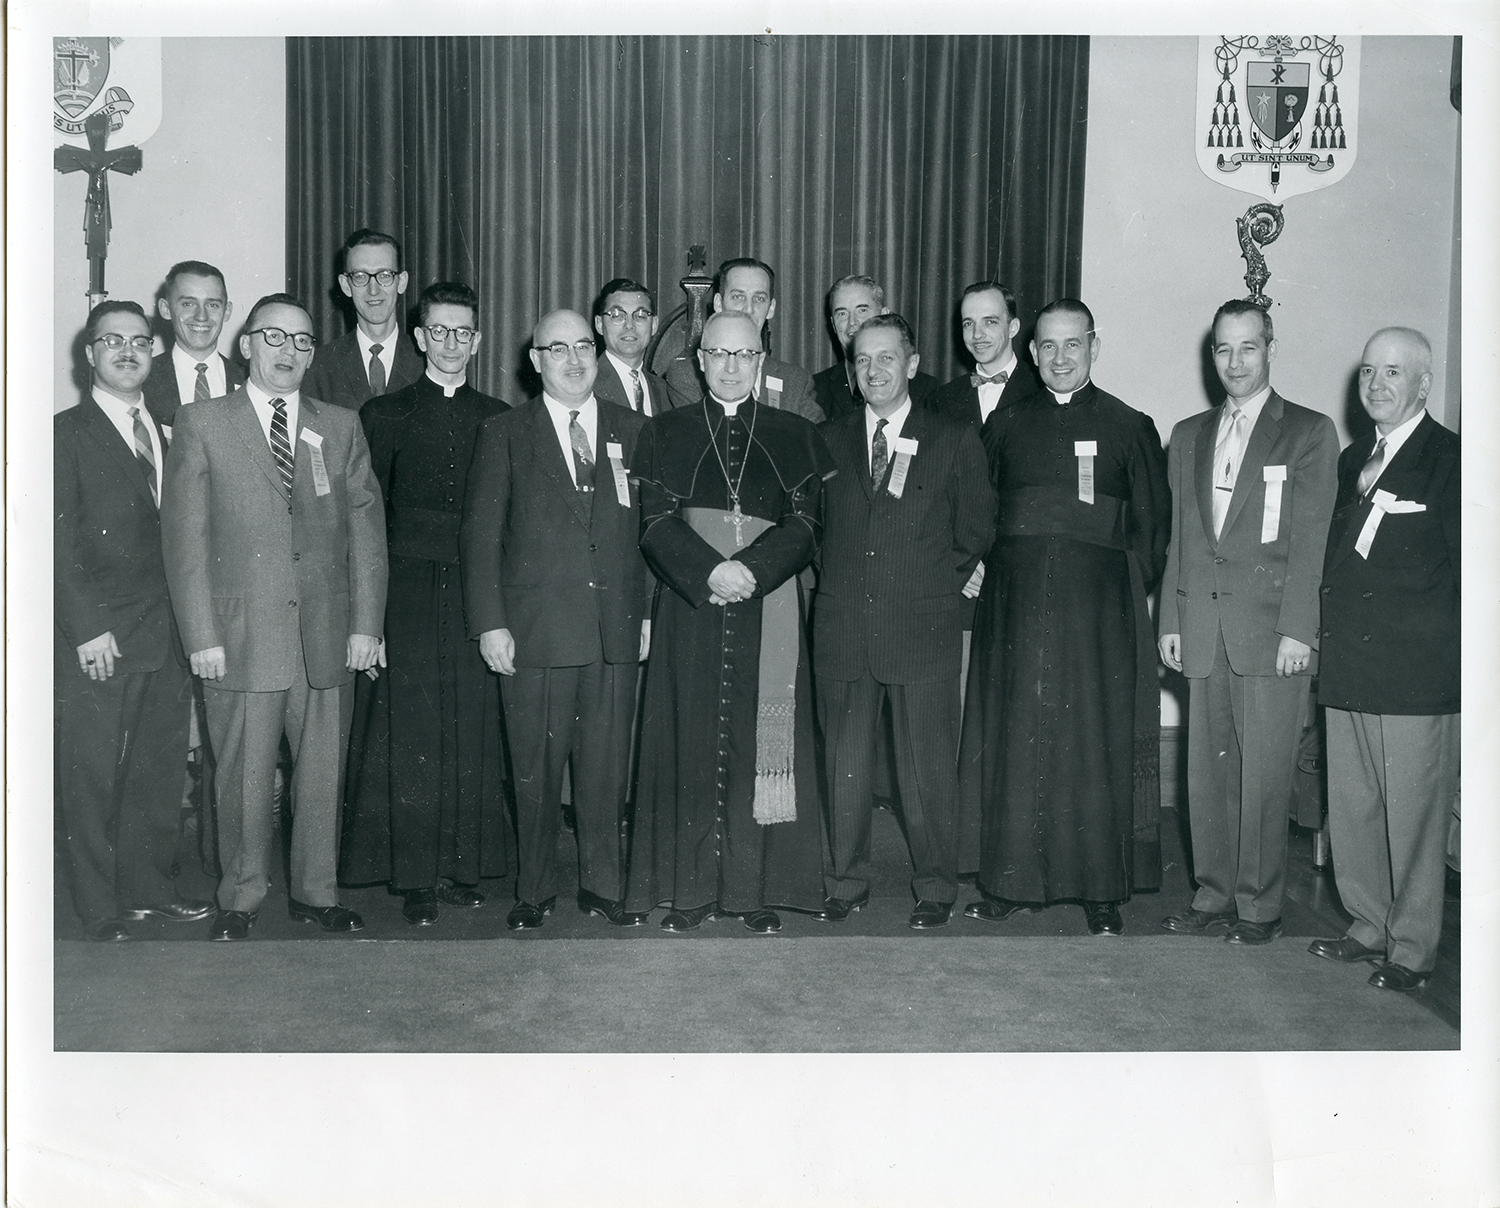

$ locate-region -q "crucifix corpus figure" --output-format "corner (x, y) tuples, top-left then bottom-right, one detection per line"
(55, 109), (142, 303)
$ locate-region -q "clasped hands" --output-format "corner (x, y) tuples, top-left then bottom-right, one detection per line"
(707, 560), (757, 606)
(188, 635), (385, 681)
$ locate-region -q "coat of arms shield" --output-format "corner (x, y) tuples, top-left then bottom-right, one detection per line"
(53, 36), (162, 145)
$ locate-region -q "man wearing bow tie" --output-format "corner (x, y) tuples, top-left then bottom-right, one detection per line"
(928, 280), (1044, 429)
(1310, 327), (1460, 994)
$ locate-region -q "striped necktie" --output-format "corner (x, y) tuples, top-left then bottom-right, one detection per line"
(128, 405), (157, 504)
(194, 362), (211, 402)
(1212, 406), (1247, 538)
(270, 397), (295, 494)
(1356, 436), (1387, 499)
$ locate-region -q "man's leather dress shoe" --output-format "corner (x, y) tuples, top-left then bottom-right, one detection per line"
(122, 897), (215, 923)
(812, 892), (869, 922)
(963, 897), (1040, 923)
(1084, 901), (1124, 935)
(1159, 906), (1237, 935)
(1307, 936), (1385, 964)
(1224, 918), (1281, 946)
(84, 918), (130, 942)
(660, 901), (719, 933)
(909, 900), (954, 929)
(288, 899), (365, 932)
(578, 888), (648, 926)
(725, 908), (782, 933)
(438, 884), (486, 909)
(1368, 963), (1431, 993)
(506, 897), (556, 931)
(403, 888), (439, 926)
(208, 910), (255, 941)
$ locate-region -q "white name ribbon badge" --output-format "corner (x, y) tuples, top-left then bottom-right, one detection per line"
(1261, 464), (1287, 543)
(765, 374), (784, 409)
(606, 440), (630, 507)
(300, 428), (331, 496)
(1074, 440), (1097, 504)
(1355, 488), (1426, 559)
(887, 437), (919, 498)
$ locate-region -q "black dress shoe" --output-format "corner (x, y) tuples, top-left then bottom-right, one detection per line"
(577, 888), (647, 926)
(963, 897), (1040, 923)
(1307, 936), (1385, 964)
(1368, 963), (1431, 993)
(909, 900), (955, 929)
(83, 918), (130, 942)
(437, 883), (486, 909)
(1084, 901), (1124, 935)
(660, 901), (719, 933)
(1159, 906), (1237, 935)
(207, 910), (254, 941)
(288, 899), (365, 932)
(402, 888), (439, 926)
(506, 897), (556, 931)
(1224, 918), (1281, 946)
(812, 892), (869, 922)
(726, 908), (782, 933)
(122, 897), (216, 923)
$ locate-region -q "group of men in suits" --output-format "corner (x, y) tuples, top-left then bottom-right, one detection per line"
(56, 236), (1458, 989)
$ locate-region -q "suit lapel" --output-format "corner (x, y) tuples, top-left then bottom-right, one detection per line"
(1220, 392), (1282, 538)
(82, 399), (158, 507)
(532, 402), (591, 528)
(226, 390), (291, 502)
(1194, 408), (1219, 544)
(838, 412), (874, 503)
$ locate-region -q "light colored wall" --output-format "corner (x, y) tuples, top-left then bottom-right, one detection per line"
(1082, 36), (1459, 444)
(53, 38), (286, 408)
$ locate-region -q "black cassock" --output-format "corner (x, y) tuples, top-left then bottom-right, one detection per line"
(958, 382), (1170, 903)
(340, 376), (514, 891)
(627, 398), (834, 915)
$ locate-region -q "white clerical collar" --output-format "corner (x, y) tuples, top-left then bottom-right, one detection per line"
(712, 393), (751, 417)
(425, 368), (464, 397)
(1050, 380), (1090, 405)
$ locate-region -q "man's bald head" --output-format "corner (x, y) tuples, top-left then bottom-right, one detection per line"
(1358, 326), (1434, 435)
(698, 311), (764, 403)
(530, 309), (599, 405)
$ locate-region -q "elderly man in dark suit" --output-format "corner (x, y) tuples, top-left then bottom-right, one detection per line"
(812, 314), (995, 929)
(1310, 327), (1460, 993)
(56, 301), (215, 941)
(592, 277), (668, 416)
(461, 309), (652, 931)
(162, 292), (388, 941)
(143, 260), (247, 429)
(811, 276), (938, 423)
(1157, 301), (1339, 946)
(302, 228), (424, 412)
(663, 258), (824, 422)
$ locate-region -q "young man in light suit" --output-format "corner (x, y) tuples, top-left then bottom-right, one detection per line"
(162, 293), (388, 941)
(1158, 301), (1338, 945)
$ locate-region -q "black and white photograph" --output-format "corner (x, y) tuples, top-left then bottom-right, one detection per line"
(11, 1), (1498, 1204)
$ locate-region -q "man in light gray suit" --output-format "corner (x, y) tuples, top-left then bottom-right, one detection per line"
(162, 293), (388, 940)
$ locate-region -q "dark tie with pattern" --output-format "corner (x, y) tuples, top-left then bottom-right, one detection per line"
(194, 362), (211, 402)
(367, 343), (386, 397)
(871, 417), (889, 491)
(270, 397), (295, 494)
(128, 404), (157, 503)
(630, 367), (644, 414)
(1356, 436), (1387, 499)
(971, 369), (1010, 388)
(569, 410), (594, 492)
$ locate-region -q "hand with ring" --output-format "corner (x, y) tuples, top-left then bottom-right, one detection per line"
(1275, 635), (1312, 678)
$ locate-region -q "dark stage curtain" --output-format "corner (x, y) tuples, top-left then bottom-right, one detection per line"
(288, 36), (1088, 403)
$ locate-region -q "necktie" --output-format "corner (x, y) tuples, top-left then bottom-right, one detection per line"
(568, 410), (594, 491)
(194, 362), (211, 402)
(1356, 436), (1387, 499)
(871, 417), (889, 491)
(270, 397), (295, 494)
(971, 369), (1010, 388)
(128, 405), (157, 503)
(1211, 406), (1247, 538)
(367, 343), (386, 397)
(630, 367), (645, 414)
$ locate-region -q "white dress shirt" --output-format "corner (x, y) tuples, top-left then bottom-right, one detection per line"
(171, 342), (229, 406)
(1215, 384), (1272, 489)
(605, 351), (653, 415)
(356, 325), (399, 387)
(1369, 408), (1428, 487)
(245, 379), (302, 451)
(865, 397), (912, 475)
(542, 392), (598, 486)
(93, 385), (164, 505)
(976, 349), (1018, 423)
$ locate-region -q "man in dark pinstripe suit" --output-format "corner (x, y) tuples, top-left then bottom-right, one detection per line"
(811, 315), (997, 929)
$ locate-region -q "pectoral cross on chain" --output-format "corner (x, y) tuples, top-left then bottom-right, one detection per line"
(725, 502), (748, 547)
